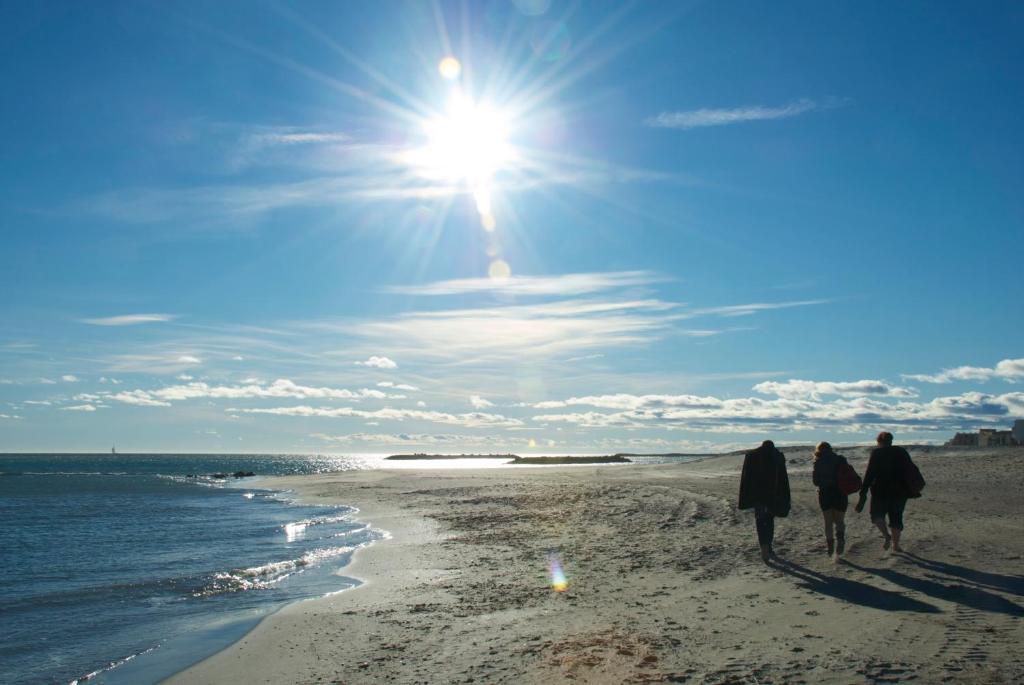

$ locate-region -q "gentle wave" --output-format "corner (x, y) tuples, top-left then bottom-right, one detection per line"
(69, 645), (157, 684)
(200, 545), (358, 596)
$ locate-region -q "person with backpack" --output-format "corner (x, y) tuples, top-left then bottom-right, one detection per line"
(855, 431), (919, 552)
(812, 442), (857, 558)
(738, 440), (791, 564)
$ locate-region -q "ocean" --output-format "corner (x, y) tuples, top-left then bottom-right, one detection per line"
(0, 452), (690, 684)
(0, 454), (386, 685)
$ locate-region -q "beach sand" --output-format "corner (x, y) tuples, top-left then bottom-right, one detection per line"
(167, 447), (1024, 684)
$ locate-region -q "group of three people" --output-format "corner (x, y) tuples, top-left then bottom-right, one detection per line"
(738, 431), (916, 564)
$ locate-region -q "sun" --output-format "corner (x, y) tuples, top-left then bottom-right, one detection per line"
(409, 94), (515, 218)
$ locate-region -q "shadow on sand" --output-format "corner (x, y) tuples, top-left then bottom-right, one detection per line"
(899, 551), (1024, 598)
(773, 558), (940, 613)
(844, 559), (1024, 618)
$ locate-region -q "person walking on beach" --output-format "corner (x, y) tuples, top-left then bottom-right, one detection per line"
(738, 440), (791, 563)
(855, 431), (912, 552)
(812, 442), (850, 558)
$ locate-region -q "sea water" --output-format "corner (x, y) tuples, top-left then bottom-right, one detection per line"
(0, 452), (694, 684)
(0, 454), (385, 685)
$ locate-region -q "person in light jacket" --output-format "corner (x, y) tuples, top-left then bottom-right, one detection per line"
(738, 440), (791, 563)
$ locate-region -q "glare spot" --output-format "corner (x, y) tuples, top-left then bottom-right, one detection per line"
(529, 438), (537, 448)
(480, 212), (497, 232)
(547, 552), (569, 592)
(438, 56), (461, 80)
(488, 259), (511, 279)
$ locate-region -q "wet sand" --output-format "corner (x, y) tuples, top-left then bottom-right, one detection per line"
(167, 447), (1024, 684)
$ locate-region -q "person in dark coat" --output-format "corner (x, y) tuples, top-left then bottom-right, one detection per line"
(855, 431), (911, 552)
(812, 441), (849, 558)
(738, 440), (791, 563)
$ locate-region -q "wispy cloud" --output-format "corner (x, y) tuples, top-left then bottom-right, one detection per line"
(80, 314), (177, 326)
(104, 354), (203, 374)
(98, 379), (406, 408)
(348, 298), (682, 363)
(902, 358), (1024, 384)
(684, 300), (829, 318)
(645, 98), (845, 130)
(311, 432), (516, 447)
(384, 271), (666, 297)
(355, 356), (398, 369)
(62, 404), (99, 412)
(235, 405), (523, 428)
(61, 375), (79, 383)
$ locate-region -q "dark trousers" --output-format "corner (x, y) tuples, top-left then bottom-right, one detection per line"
(754, 505), (775, 547)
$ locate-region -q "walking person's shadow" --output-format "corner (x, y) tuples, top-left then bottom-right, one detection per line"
(899, 552), (1024, 597)
(844, 559), (1024, 617)
(772, 558), (940, 613)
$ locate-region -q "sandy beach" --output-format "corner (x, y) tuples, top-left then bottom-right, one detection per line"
(167, 447), (1024, 684)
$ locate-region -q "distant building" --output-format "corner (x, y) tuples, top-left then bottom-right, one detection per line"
(948, 432), (979, 446)
(978, 429), (1017, 447)
(946, 423), (1022, 447)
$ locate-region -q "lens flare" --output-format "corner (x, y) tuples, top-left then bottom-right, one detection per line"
(488, 259), (511, 279)
(548, 552), (568, 592)
(438, 56), (461, 80)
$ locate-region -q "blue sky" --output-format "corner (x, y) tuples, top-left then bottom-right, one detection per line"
(2, 1), (1022, 452)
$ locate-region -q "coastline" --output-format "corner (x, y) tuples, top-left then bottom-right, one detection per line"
(163, 469), (447, 684)
(166, 448), (1024, 684)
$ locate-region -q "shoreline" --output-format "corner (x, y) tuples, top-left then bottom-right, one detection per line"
(166, 449), (1024, 684)
(164, 469), (448, 684)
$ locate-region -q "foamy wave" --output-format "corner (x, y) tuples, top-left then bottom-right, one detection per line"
(69, 646), (157, 684)
(198, 546), (355, 596)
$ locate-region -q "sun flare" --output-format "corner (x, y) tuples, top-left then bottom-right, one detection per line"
(416, 95), (514, 186)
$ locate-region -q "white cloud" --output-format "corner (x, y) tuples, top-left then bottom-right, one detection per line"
(99, 379), (405, 407)
(234, 405), (523, 428)
(177, 374), (194, 381)
(417, 401), (426, 407)
(232, 356), (245, 361)
(469, 395), (494, 409)
(376, 381), (419, 391)
(531, 390), (1024, 433)
(384, 271), (665, 297)
(99, 377), (122, 384)
(62, 404), (99, 412)
(61, 375), (79, 383)
(311, 432), (516, 447)
(645, 98), (843, 130)
(355, 356), (398, 369)
(0, 413), (22, 419)
(39, 378), (57, 385)
(108, 390), (172, 407)
(105, 354), (204, 374)
(903, 358), (1024, 384)
(753, 379), (918, 400)
(80, 313), (177, 326)
(23, 400), (52, 406)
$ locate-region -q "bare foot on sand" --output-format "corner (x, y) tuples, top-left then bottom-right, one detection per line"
(883, 534), (892, 551)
